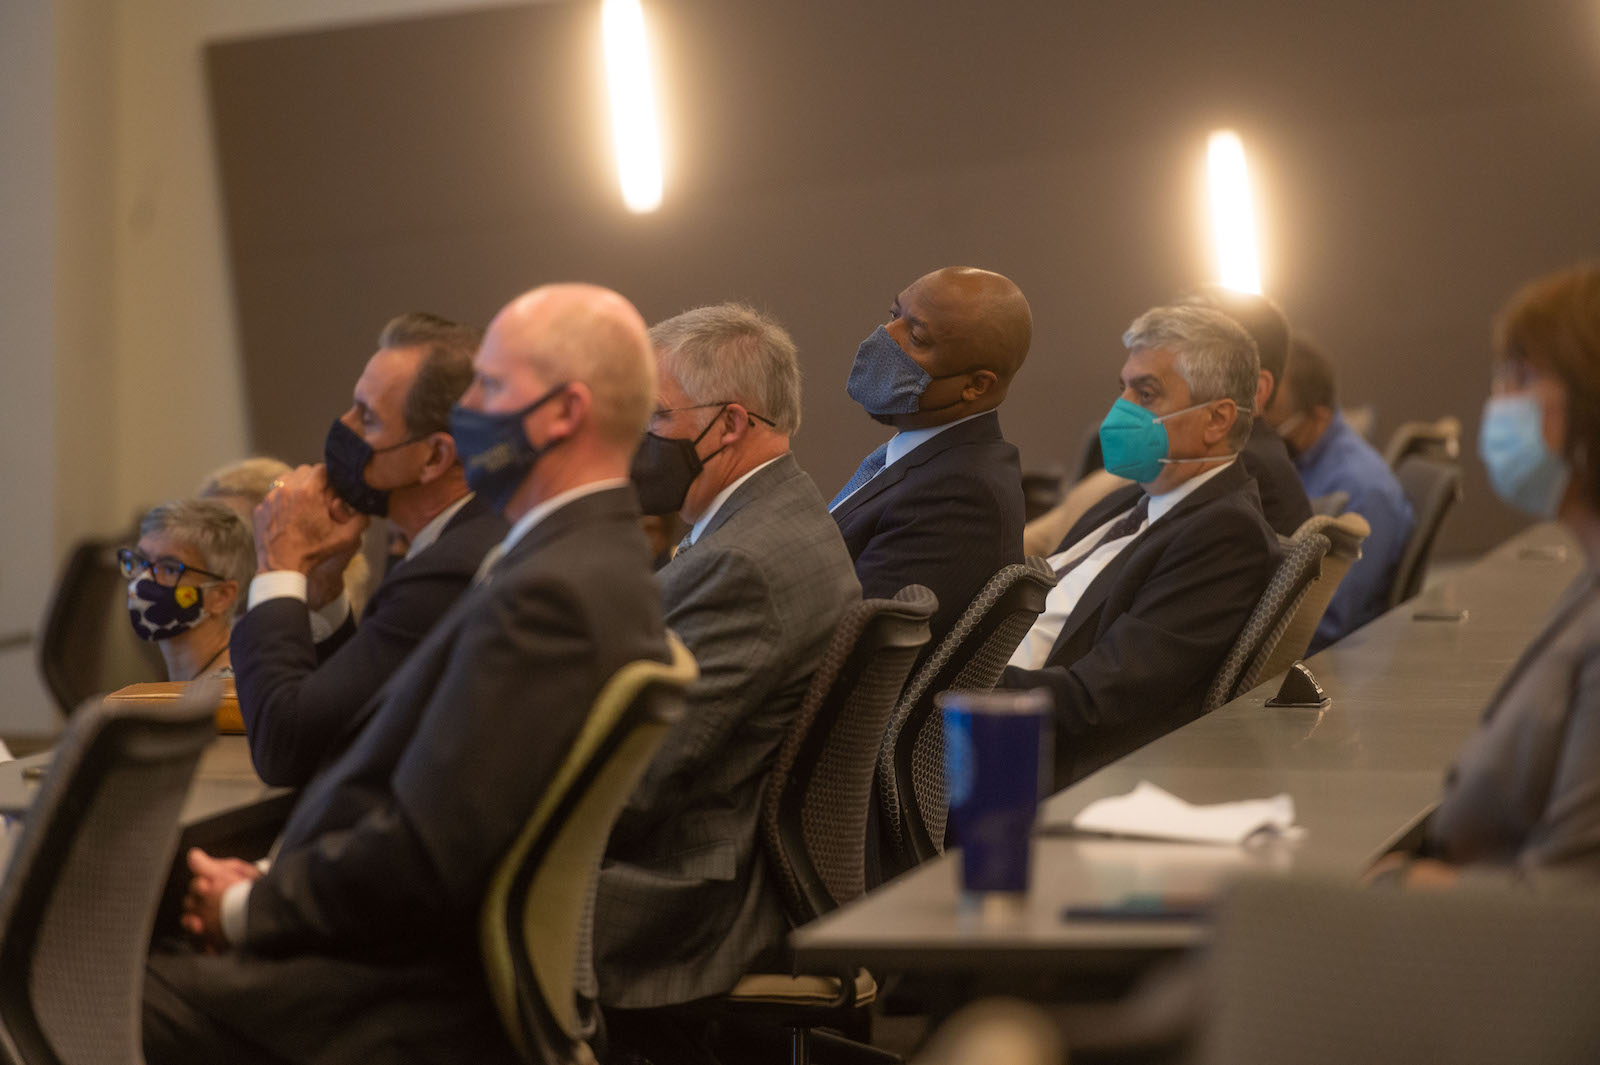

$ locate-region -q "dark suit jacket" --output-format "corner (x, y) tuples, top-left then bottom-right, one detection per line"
(1425, 566), (1600, 886)
(1240, 418), (1312, 537)
(230, 493), (505, 786)
(832, 410), (1024, 656)
(1002, 461), (1279, 786)
(596, 453), (860, 1008)
(144, 487), (667, 1065)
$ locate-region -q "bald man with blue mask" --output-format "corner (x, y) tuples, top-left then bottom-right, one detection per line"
(830, 266), (1032, 660)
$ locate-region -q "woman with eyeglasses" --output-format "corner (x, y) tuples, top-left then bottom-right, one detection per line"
(120, 499), (256, 681)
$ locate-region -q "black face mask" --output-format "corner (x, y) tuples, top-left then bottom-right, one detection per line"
(324, 418), (418, 517)
(628, 406), (728, 516)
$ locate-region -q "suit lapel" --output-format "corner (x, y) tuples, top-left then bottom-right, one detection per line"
(330, 486), (638, 746)
(831, 411), (1003, 522)
(697, 454), (801, 542)
(1047, 462), (1254, 661)
(1478, 567), (1600, 725)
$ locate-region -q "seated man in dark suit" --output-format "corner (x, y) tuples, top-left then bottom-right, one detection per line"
(143, 283), (670, 1065)
(830, 265), (1031, 655)
(1003, 304), (1280, 786)
(1267, 336), (1414, 650)
(1182, 286), (1313, 536)
(599, 304), (860, 1040)
(231, 312), (506, 786)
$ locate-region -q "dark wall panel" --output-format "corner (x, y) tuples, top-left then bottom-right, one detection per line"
(207, 0), (1600, 558)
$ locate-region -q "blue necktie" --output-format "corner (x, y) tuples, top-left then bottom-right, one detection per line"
(830, 441), (891, 511)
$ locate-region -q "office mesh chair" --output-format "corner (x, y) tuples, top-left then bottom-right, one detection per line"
(723, 586), (937, 1065)
(0, 681), (220, 1065)
(1387, 455), (1463, 608)
(480, 636), (697, 1065)
(1243, 512), (1371, 683)
(36, 535), (166, 716)
(877, 559), (1057, 878)
(1382, 414), (1462, 469)
(1202, 532), (1332, 712)
(1203, 876), (1600, 1065)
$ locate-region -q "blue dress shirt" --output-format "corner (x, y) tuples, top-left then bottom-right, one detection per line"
(1297, 411), (1415, 650)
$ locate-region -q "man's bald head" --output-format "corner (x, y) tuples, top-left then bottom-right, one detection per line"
(867, 266), (1031, 429)
(902, 267), (1033, 383)
(483, 283), (656, 452)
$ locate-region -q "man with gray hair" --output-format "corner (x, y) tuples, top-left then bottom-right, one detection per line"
(599, 303), (860, 1035)
(1002, 304), (1280, 786)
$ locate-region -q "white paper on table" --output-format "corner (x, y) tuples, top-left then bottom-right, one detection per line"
(1069, 780), (1300, 845)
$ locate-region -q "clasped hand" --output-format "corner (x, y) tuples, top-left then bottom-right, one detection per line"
(254, 465), (369, 603)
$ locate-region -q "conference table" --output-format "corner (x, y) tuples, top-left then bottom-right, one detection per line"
(791, 522), (1584, 983)
(0, 734), (292, 857)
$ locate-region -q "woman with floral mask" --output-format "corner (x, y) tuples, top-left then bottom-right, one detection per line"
(1370, 263), (1600, 889)
(120, 498), (255, 682)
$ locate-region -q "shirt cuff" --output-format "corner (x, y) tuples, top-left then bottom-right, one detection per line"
(310, 592), (351, 644)
(248, 571), (308, 611)
(221, 879), (253, 946)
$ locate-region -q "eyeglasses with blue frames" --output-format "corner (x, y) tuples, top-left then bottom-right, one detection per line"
(116, 548), (227, 587)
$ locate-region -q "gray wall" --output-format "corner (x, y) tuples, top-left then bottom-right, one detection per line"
(208, 0), (1600, 558)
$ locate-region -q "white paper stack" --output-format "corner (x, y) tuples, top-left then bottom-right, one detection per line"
(1070, 781), (1300, 845)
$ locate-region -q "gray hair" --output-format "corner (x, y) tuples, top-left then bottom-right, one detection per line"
(139, 499), (257, 611)
(197, 456), (291, 509)
(1123, 304), (1259, 447)
(649, 303), (802, 435)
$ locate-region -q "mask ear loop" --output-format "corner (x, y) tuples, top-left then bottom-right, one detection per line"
(1155, 399), (1243, 466)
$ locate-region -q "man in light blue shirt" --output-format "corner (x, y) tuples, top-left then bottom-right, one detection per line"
(1269, 337), (1414, 650)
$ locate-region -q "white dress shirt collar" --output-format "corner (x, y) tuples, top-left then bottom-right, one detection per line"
(404, 492), (474, 560)
(886, 409), (992, 467)
(499, 479), (631, 557)
(688, 455), (784, 545)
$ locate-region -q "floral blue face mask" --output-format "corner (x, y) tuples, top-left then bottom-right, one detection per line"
(1098, 397), (1229, 483)
(845, 326), (968, 417)
(1479, 393), (1569, 518)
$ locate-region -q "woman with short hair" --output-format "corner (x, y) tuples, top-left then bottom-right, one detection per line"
(1374, 262), (1600, 888)
(121, 498), (255, 681)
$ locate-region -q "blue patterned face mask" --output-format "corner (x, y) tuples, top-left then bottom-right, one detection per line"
(1479, 393), (1569, 517)
(449, 383), (569, 512)
(127, 578), (208, 641)
(1098, 397), (1227, 483)
(845, 326), (968, 417)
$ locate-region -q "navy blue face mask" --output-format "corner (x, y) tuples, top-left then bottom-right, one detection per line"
(448, 383), (569, 513)
(846, 326), (969, 417)
(323, 418), (419, 517)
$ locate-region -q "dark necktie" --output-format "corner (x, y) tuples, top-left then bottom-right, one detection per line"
(1053, 495), (1150, 578)
(830, 441), (891, 510)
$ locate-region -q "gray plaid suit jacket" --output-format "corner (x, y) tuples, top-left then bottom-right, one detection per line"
(595, 452), (861, 1008)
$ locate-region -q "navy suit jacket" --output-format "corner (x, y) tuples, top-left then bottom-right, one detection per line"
(1240, 418), (1312, 537)
(145, 487), (667, 1065)
(230, 493), (506, 786)
(832, 410), (1024, 656)
(1003, 461), (1279, 786)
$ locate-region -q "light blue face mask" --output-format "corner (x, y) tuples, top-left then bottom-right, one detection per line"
(1098, 397), (1228, 483)
(1479, 393), (1569, 518)
(846, 326), (968, 417)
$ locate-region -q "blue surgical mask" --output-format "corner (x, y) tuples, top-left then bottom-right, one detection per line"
(1098, 397), (1226, 483)
(1479, 393), (1569, 518)
(448, 383), (569, 513)
(846, 326), (967, 417)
